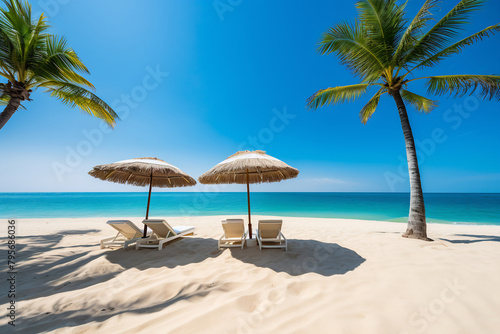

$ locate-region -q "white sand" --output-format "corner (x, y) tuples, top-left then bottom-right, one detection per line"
(2, 216), (500, 334)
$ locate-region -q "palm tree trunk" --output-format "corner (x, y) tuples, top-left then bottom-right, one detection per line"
(390, 89), (432, 241)
(0, 97), (22, 131)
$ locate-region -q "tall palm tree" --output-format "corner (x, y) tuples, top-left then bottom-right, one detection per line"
(307, 0), (499, 241)
(0, 0), (117, 131)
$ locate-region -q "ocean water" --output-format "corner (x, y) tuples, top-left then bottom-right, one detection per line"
(0, 192), (499, 225)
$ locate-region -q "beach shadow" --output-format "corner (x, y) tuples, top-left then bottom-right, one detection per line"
(229, 239), (365, 276)
(8, 230), (109, 301)
(7, 234), (366, 333)
(6, 229), (101, 262)
(7, 236), (227, 333)
(4, 281), (227, 333)
(439, 234), (500, 244)
(103, 237), (365, 277)
(14, 234), (221, 302)
(11, 229), (101, 258)
(103, 236), (222, 270)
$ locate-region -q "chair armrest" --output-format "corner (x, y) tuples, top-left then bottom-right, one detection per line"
(101, 236), (116, 243)
(136, 237), (152, 245)
(124, 237), (142, 248)
(100, 236), (117, 249)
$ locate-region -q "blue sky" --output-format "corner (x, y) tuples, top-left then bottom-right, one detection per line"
(0, 0), (499, 193)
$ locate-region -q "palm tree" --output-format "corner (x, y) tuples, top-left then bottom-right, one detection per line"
(307, 0), (499, 241)
(0, 0), (117, 131)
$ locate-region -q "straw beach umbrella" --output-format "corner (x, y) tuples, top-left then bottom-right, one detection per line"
(198, 150), (299, 238)
(89, 157), (196, 237)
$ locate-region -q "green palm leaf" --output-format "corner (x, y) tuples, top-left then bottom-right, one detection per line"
(317, 20), (385, 82)
(401, 89), (438, 113)
(307, 84), (370, 109)
(40, 81), (118, 126)
(360, 88), (386, 123)
(0, 0), (117, 128)
(356, 0), (406, 64)
(28, 35), (93, 89)
(412, 24), (500, 70)
(0, 93), (25, 109)
(0, 92), (8, 106)
(404, 0), (486, 65)
(425, 75), (500, 100)
(393, 0), (440, 67)
(0, 0), (47, 80)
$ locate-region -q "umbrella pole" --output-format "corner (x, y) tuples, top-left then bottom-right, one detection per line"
(246, 169), (252, 239)
(144, 171), (153, 237)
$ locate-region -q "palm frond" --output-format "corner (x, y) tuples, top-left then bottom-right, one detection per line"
(39, 81), (119, 126)
(0, 3), (27, 71)
(1, 0), (31, 22)
(392, 0), (440, 66)
(0, 93), (26, 109)
(356, 0), (407, 64)
(0, 0), (49, 81)
(0, 92), (9, 106)
(360, 87), (386, 123)
(23, 13), (49, 66)
(317, 20), (385, 82)
(0, 34), (15, 79)
(45, 35), (89, 73)
(307, 84), (370, 109)
(412, 24), (500, 70)
(403, 0), (486, 65)
(0, 1), (116, 128)
(400, 89), (437, 113)
(425, 75), (500, 100)
(29, 35), (93, 88)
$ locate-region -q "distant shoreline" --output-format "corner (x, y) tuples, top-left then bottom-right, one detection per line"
(3, 192), (499, 225)
(1, 191), (499, 194)
(4, 214), (492, 227)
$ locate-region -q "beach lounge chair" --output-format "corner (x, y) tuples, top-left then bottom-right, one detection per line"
(257, 220), (287, 251)
(100, 220), (144, 249)
(136, 219), (195, 251)
(218, 219), (247, 250)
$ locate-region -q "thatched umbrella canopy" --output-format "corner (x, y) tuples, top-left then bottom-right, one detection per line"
(198, 150), (299, 238)
(89, 157), (196, 237)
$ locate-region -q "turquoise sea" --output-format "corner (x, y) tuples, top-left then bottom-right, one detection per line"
(1, 192), (499, 225)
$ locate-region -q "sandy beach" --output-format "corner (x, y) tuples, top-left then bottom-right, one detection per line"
(1, 216), (499, 333)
